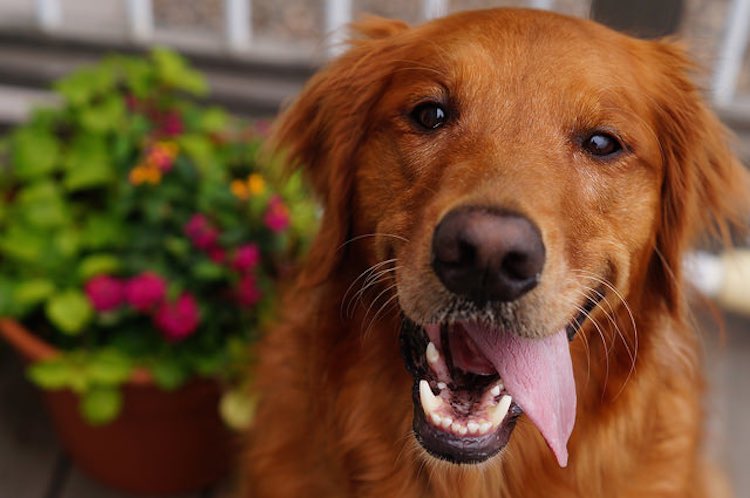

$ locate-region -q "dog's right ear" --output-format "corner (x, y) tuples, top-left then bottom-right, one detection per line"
(269, 17), (409, 288)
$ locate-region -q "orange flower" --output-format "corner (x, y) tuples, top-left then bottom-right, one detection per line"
(129, 164), (162, 186)
(247, 174), (265, 195)
(231, 179), (249, 200)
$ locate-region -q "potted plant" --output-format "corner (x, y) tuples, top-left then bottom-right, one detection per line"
(0, 49), (315, 494)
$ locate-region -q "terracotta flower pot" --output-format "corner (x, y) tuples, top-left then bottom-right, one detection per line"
(0, 318), (237, 495)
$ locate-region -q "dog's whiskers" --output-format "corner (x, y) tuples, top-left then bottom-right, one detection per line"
(571, 270), (640, 399)
(336, 233), (409, 253)
(348, 265), (401, 319)
(341, 258), (397, 319)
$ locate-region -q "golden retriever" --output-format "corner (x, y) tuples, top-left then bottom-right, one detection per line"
(242, 8), (748, 497)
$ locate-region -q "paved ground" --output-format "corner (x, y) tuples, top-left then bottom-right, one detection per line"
(1, 308), (749, 497)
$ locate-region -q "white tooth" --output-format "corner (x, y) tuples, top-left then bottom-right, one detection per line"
(451, 422), (462, 433)
(490, 395), (512, 426)
(480, 422), (492, 433)
(426, 342), (440, 364)
(437, 382), (447, 390)
(441, 416), (453, 429)
(490, 385), (501, 397)
(419, 380), (441, 414)
(431, 413), (443, 426)
(467, 422), (480, 434)
(456, 424), (468, 436)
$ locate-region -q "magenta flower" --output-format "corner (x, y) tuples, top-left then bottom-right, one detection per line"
(184, 214), (219, 250)
(236, 274), (262, 307)
(84, 275), (125, 312)
(263, 196), (290, 233)
(232, 243), (260, 273)
(208, 246), (226, 264)
(161, 110), (184, 137)
(125, 272), (167, 312)
(154, 293), (200, 342)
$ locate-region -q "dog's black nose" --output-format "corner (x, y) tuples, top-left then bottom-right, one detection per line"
(431, 207), (545, 303)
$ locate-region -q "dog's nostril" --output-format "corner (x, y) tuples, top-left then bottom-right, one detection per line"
(502, 251), (538, 281)
(431, 207), (545, 303)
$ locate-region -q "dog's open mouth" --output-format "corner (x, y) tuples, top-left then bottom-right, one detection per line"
(400, 291), (603, 466)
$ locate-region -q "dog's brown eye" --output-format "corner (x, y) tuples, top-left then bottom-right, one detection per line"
(583, 133), (622, 157)
(411, 102), (446, 130)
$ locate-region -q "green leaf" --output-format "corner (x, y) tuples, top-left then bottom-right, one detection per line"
(219, 388), (257, 431)
(81, 95), (125, 133)
(11, 128), (60, 180)
(0, 225), (49, 263)
(45, 290), (93, 335)
(86, 350), (132, 385)
(55, 65), (115, 106)
(178, 134), (215, 174)
(16, 181), (68, 228)
(79, 95), (126, 133)
(192, 260), (225, 281)
(62, 134), (114, 191)
(12, 279), (55, 307)
(0, 279), (15, 315)
(151, 48), (207, 95)
(199, 107), (228, 133)
(80, 214), (125, 250)
(78, 254), (121, 280)
(150, 357), (189, 391)
(27, 358), (73, 390)
(80, 386), (123, 425)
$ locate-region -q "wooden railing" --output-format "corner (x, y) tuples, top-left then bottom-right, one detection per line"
(25, 0), (750, 108)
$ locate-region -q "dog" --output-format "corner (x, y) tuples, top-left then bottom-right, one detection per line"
(242, 8), (749, 497)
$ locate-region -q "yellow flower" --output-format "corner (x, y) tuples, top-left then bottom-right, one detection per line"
(247, 173), (265, 195)
(231, 179), (249, 200)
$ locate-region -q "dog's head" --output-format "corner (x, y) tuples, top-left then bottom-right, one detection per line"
(271, 9), (747, 467)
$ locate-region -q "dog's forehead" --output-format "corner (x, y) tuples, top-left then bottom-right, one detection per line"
(400, 10), (644, 94)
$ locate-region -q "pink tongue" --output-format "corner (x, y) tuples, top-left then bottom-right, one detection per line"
(463, 324), (576, 467)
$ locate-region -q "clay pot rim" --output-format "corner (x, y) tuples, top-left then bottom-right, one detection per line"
(0, 317), (153, 385)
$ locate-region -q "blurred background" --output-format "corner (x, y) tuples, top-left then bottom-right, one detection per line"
(0, 1), (748, 497)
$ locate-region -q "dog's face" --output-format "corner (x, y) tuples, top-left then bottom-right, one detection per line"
(273, 9), (745, 468)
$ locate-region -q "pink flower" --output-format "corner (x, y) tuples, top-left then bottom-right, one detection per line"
(125, 272), (167, 312)
(208, 246), (226, 264)
(236, 274), (262, 307)
(84, 275), (124, 312)
(232, 243), (260, 273)
(184, 214), (219, 250)
(161, 110), (184, 137)
(263, 195), (290, 233)
(154, 293), (200, 342)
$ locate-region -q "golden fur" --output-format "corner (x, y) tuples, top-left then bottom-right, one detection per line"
(242, 9), (748, 497)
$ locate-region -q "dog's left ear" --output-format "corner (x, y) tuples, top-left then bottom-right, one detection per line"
(647, 41), (749, 310)
(269, 17), (410, 288)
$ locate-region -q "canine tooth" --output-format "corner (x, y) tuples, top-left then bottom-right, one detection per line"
(441, 416), (453, 429)
(480, 422), (492, 433)
(437, 382), (447, 390)
(431, 413), (443, 426)
(426, 342), (440, 364)
(490, 385), (501, 397)
(490, 395), (512, 426)
(419, 380), (441, 414)
(467, 422), (480, 434)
